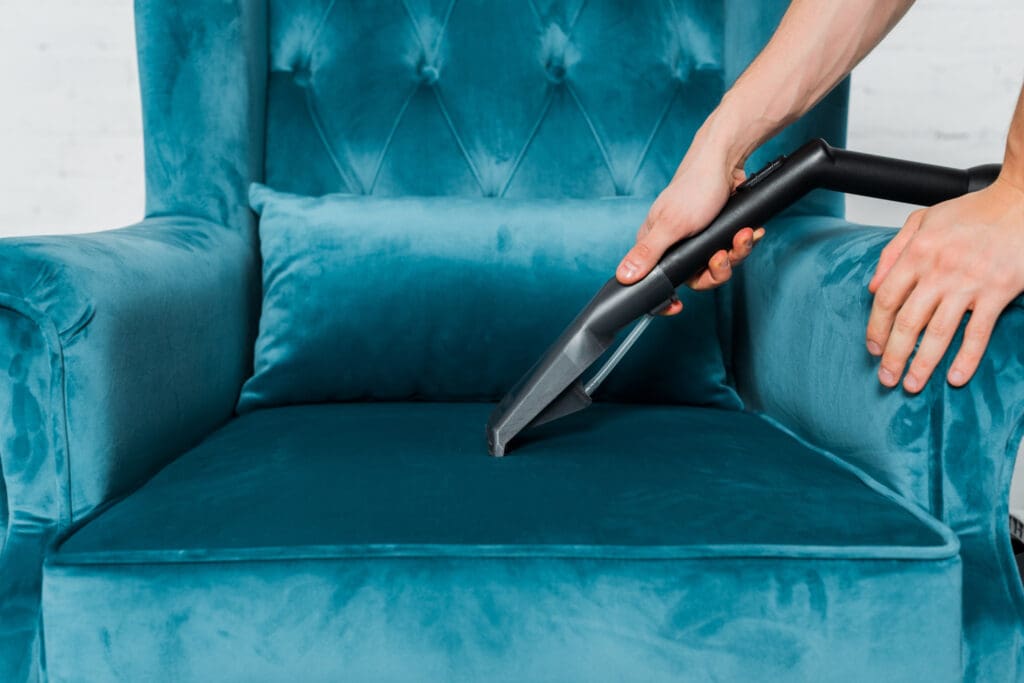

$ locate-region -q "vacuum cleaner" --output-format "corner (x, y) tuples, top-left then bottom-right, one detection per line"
(487, 138), (1001, 457)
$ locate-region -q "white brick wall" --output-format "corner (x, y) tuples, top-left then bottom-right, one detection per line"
(0, 1), (1021, 237)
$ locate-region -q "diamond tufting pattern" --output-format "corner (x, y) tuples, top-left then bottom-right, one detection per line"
(265, 0), (739, 199)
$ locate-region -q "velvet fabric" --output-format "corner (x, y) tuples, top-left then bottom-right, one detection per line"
(0, 2), (267, 679)
(732, 216), (1024, 680)
(0, 218), (255, 682)
(2, 0), (1020, 680)
(263, 0), (848, 206)
(241, 186), (740, 410)
(44, 403), (961, 682)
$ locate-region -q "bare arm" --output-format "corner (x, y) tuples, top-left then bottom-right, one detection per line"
(1001, 86), (1024, 190)
(617, 0), (917, 290)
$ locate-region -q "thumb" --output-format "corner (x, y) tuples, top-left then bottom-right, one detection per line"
(616, 222), (678, 284)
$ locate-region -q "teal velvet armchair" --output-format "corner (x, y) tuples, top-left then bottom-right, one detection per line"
(2, 1), (1021, 681)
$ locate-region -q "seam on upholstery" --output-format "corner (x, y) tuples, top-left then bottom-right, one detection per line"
(368, 84), (421, 193)
(0, 445), (6, 560)
(998, 414), (1024, 627)
(566, 83), (619, 192)
(303, 86), (361, 194)
(432, 87), (486, 194)
(399, 0), (458, 51)
(305, 0), (339, 59)
(437, 0), (459, 39)
(47, 544), (963, 566)
(664, 0), (682, 28)
(59, 305), (95, 343)
(297, 0), (359, 193)
(398, 0), (483, 194)
(626, 82), (679, 195)
(0, 299), (72, 532)
(929, 375), (947, 521)
(754, 411), (961, 557)
(499, 90), (555, 197)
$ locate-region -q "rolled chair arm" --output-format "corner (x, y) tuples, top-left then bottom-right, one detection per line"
(730, 214), (1024, 680)
(0, 216), (256, 681)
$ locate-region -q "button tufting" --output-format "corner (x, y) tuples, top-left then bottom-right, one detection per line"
(545, 58), (567, 84)
(671, 54), (694, 83)
(292, 63), (312, 88)
(539, 24), (577, 85)
(417, 60), (440, 86)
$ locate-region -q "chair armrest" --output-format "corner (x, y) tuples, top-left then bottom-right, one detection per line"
(730, 214), (1024, 677)
(0, 216), (256, 680)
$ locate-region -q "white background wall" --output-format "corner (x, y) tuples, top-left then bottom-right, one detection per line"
(0, 0), (1021, 237)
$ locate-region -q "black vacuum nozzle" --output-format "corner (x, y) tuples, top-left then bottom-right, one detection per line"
(487, 139), (1002, 456)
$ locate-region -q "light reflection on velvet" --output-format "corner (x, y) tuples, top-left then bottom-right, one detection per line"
(43, 556), (962, 683)
(732, 215), (1024, 680)
(134, 0), (267, 233)
(1, 0), (1020, 679)
(0, 217), (257, 682)
(45, 403), (960, 682)
(240, 187), (741, 411)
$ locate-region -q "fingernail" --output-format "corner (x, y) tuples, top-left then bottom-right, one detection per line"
(866, 340), (881, 356)
(618, 261), (637, 279)
(903, 374), (920, 392)
(744, 238), (753, 248)
(879, 367), (896, 386)
(949, 369), (965, 385)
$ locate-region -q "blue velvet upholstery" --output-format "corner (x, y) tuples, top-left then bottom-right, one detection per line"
(262, 0), (847, 213)
(44, 403), (962, 682)
(0, 0), (1020, 680)
(241, 186), (740, 410)
(733, 216), (1024, 680)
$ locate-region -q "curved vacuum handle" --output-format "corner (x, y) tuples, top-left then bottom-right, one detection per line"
(658, 139), (1002, 284)
(578, 139), (1002, 341)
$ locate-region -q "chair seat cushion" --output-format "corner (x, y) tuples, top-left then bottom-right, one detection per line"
(43, 403), (962, 682)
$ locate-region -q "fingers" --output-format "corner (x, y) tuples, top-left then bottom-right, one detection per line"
(869, 210), (923, 294)
(689, 227), (765, 290)
(616, 225), (679, 284)
(876, 287), (940, 387)
(657, 296), (684, 317)
(866, 258), (919, 358)
(691, 250), (733, 289)
(901, 297), (970, 393)
(947, 303), (1000, 386)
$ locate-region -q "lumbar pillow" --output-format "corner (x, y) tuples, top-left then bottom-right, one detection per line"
(238, 184), (742, 413)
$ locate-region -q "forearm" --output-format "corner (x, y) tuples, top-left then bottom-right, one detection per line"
(1000, 84), (1024, 190)
(698, 0), (915, 167)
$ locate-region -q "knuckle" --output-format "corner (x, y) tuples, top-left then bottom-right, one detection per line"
(926, 320), (951, 339)
(632, 241), (654, 260)
(912, 352), (936, 371)
(934, 248), (963, 272)
(963, 323), (990, 344)
(892, 313), (919, 335)
(874, 290), (900, 312)
(907, 235), (934, 259)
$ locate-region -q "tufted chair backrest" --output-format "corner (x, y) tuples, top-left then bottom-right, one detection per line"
(262, 0), (849, 204)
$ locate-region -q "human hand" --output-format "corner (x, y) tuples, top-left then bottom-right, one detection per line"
(866, 177), (1024, 392)
(616, 149), (764, 315)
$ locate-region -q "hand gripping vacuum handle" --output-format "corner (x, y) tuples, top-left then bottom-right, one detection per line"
(590, 139), (1003, 338)
(485, 139), (1001, 456)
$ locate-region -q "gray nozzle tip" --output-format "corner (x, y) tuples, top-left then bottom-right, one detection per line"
(487, 429), (507, 457)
